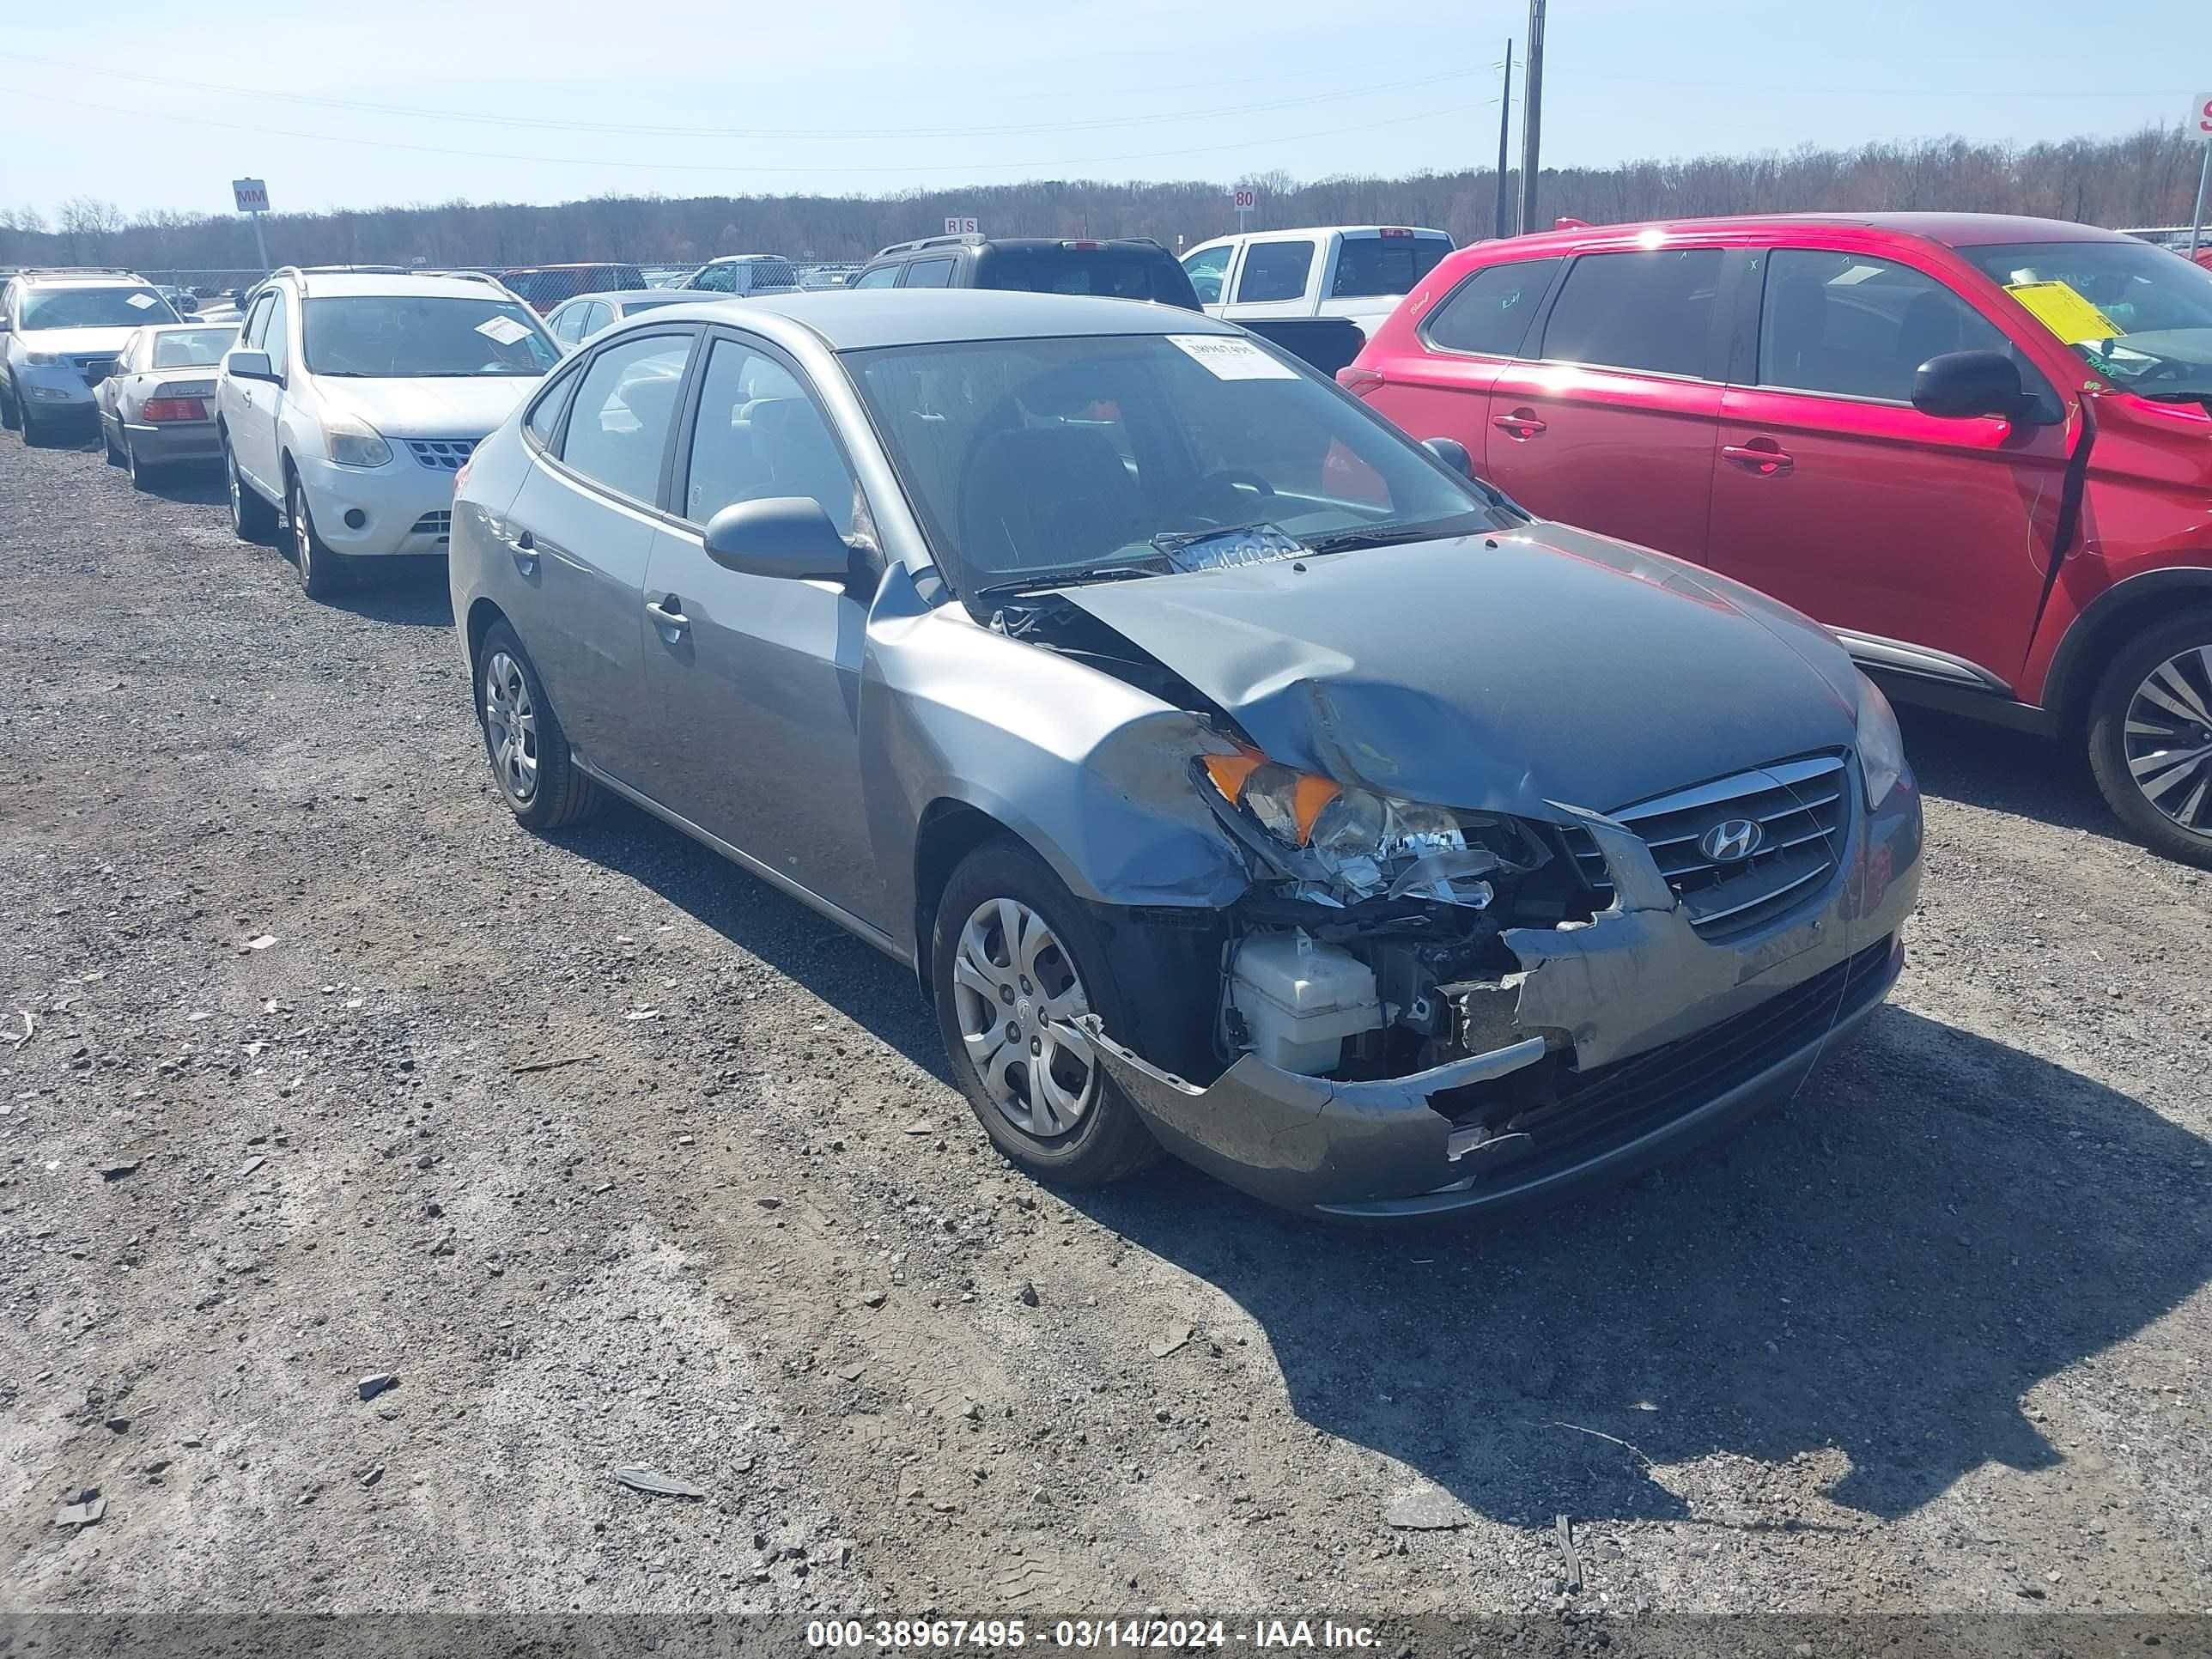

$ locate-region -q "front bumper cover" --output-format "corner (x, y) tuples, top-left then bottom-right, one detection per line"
(1085, 760), (1922, 1218)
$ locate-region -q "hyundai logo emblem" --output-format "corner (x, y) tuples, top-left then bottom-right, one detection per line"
(1699, 817), (1764, 863)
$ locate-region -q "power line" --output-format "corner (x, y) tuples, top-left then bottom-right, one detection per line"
(10, 89), (1464, 179)
(0, 51), (1480, 141)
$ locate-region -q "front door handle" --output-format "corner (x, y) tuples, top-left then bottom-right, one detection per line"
(1722, 441), (1794, 475)
(646, 596), (689, 633)
(1491, 409), (1548, 440)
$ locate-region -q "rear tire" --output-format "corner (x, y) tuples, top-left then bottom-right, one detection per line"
(225, 438), (277, 542)
(2087, 611), (2212, 869)
(475, 621), (604, 831)
(929, 839), (1162, 1189)
(103, 415), (124, 466)
(126, 436), (159, 491)
(286, 469), (349, 601)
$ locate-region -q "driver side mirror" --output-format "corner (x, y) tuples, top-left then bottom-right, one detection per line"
(225, 349), (279, 385)
(703, 496), (852, 582)
(1423, 435), (1474, 477)
(1911, 349), (2051, 423)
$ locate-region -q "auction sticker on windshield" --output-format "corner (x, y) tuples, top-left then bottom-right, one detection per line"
(475, 315), (532, 346)
(127, 293), (157, 309)
(1168, 334), (1300, 380)
(2007, 280), (2121, 346)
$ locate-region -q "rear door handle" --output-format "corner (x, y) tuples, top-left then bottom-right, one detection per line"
(1722, 442), (1794, 474)
(509, 529), (538, 574)
(1491, 410), (1547, 440)
(646, 596), (689, 633)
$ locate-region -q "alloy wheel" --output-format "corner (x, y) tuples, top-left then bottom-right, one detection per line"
(2124, 645), (2212, 835)
(227, 451), (244, 531)
(951, 896), (1098, 1137)
(289, 479), (314, 584)
(482, 650), (540, 805)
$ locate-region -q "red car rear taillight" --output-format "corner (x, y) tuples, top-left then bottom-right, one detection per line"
(140, 397), (208, 422)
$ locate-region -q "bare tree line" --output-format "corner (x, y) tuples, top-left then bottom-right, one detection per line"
(3, 128), (2207, 274)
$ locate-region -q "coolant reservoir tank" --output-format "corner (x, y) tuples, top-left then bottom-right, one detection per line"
(1230, 934), (1382, 1076)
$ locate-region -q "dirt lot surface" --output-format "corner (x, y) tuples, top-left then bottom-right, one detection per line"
(3, 432), (2209, 1643)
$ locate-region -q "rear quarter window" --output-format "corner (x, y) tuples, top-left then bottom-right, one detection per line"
(1419, 258), (1564, 356)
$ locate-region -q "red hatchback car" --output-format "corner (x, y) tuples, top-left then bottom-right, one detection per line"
(1344, 213), (2212, 866)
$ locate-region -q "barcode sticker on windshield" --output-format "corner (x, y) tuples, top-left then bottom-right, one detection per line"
(475, 315), (532, 346)
(127, 293), (157, 308)
(1168, 334), (1300, 380)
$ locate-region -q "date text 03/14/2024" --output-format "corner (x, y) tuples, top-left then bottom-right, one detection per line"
(805, 1618), (1382, 1650)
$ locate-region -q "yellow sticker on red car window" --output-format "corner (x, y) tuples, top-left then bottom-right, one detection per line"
(2006, 281), (2121, 345)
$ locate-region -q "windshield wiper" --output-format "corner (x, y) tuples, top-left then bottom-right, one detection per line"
(1298, 521), (1454, 555)
(975, 562), (1165, 602)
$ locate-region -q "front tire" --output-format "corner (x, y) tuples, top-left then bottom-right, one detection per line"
(225, 439), (277, 542)
(476, 622), (603, 830)
(2086, 610), (2212, 869)
(0, 377), (18, 432)
(286, 469), (348, 601)
(930, 840), (1161, 1188)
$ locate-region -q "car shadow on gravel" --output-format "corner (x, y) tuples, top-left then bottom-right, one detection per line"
(1069, 1005), (2212, 1525)
(1894, 704), (2118, 839)
(553, 799), (946, 1072)
(137, 468), (228, 507)
(338, 559), (455, 629)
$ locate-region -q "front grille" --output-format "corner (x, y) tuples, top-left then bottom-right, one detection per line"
(406, 438), (479, 471)
(73, 356), (117, 386)
(1449, 933), (1897, 1190)
(1565, 757), (1851, 939)
(410, 510), (451, 542)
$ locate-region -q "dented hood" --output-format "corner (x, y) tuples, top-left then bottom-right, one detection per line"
(1054, 523), (1861, 817)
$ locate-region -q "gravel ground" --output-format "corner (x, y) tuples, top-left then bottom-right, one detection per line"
(3, 430), (2209, 1640)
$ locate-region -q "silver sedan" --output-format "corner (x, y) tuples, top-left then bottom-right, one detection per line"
(95, 322), (239, 486)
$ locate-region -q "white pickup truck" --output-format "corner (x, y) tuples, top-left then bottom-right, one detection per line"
(1179, 226), (1455, 367)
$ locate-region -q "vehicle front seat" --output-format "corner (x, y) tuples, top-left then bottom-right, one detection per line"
(956, 426), (1146, 575)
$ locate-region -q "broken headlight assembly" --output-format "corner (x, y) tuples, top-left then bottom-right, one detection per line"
(1199, 749), (1546, 908)
(1855, 673), (1905, 809)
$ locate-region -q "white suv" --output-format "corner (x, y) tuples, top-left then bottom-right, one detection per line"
(217, 268), (559, 599)
(2, 270), (181, 445)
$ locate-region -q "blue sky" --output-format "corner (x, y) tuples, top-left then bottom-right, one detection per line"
(5, 0), (2209, 218)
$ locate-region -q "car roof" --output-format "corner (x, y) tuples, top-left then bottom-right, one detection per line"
(1493, 211), (2127, 252)
(629, 289), (1241, 350)
(557, 289), (687, 307)
(143, 319), (236, 331)
(280, 271), (528, 299)
(19, 272), (155, 288)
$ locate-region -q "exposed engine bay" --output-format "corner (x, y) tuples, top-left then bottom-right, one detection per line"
(994, 593), (1614, 1088)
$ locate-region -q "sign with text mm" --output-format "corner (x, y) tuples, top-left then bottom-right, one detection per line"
(232, 178), (270, 214)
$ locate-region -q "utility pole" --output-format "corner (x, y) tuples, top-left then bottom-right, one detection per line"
(1494, 38), (1515, 239)
(1519, 0), (1547, 234)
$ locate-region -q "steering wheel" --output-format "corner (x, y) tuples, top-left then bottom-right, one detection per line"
(1173, 468), (1277, 528)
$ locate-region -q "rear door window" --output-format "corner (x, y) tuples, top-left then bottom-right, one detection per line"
(1420, 258), (1563, 357)
(902, 258), (957, 289)
(1759, 248), (2010, 404)
(1540, 248), (1723, 378)
(1233, 240), (1315, 304)
(556, 332), (696, 505)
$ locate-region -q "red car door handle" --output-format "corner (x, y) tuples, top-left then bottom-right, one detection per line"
(1492, 410), (1548, 439)
(1723, 442), (1794, 473)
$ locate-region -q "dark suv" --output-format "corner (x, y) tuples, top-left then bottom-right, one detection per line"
(850, 234), (1201, 307)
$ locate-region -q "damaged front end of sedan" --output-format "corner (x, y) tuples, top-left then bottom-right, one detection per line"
(981, 601), (1916, 1219)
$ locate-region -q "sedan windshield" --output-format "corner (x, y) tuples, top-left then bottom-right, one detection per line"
(1967, 240), (2212, 401)
(301, 297), (558, 378)
(152, 326), (240, 368)
(845, 331), (1510, 597)
(21, 287), (177, 329)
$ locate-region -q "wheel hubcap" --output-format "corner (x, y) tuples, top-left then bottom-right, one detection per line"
(483, 651), (539, 804)
(227, 457), (241, 524)
(951, 896), (1097, 1137)
(2124, 644), (2212, 835)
